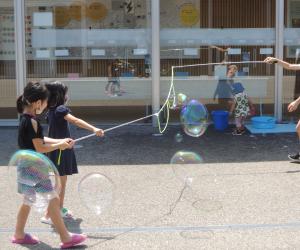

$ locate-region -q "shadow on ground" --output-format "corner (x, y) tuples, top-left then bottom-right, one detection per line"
(0, 124), (298, 166)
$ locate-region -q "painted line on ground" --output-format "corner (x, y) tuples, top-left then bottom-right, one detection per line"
(2, 221), (300, 234)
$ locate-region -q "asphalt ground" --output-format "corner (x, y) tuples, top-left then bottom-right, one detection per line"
(1, 124), (300, 249)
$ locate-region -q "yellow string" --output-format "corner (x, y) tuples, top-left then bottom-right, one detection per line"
(157, 99), (171, 134)
(57, 149), (62, 165)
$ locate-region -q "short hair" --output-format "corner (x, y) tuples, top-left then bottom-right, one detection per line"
(228, 65), (238, 71)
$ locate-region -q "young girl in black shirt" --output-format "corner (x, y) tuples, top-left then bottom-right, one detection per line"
(12, 82), (86, 249)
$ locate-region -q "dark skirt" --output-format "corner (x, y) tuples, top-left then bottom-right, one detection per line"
(48, 148), (78, 176)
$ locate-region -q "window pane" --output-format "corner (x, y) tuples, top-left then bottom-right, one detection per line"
(160, 0), (275, 124)
(25, 0), (151, 122)
(0, 0), (17, 120)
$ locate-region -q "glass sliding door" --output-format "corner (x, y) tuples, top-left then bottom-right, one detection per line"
(160, 0), (276, 122)
(25, 0), (152, 123)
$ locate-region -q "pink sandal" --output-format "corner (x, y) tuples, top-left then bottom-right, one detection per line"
(11, 233), (39, 245)
(60, 233), (87, 249)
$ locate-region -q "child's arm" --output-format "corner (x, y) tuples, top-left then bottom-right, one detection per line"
(30, 119), (73, 153)
(43, 137), (62, 144)
(43, 136), (75, 148)
(229, 99), (236, 115)
(33, 138), (72, 153)
(64, 114), (104, 136)
(247, 96), (254, 107)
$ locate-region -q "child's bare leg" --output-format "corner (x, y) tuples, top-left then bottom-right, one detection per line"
(235, 116), (242, 130)
(296, 120), (300, 141)
(43, 176), (68, 220)
(47, 197), (71, 243)
(240, 116), (246, 129)
(59, 176), (67, 209)
(14, 204), (30, 239)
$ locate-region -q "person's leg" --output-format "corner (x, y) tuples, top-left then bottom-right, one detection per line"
(227, 99), (234, 111)
(240, 116), (246, 130)
(14, 204), (30, 239)
(48, 197), (86, 247)
(47, 197), (71, 243)
(233, 116), (243, 135)
(105, 81), (112, 94)
(59, 175), (73, 218)
(288, 120), (300, 160)
(235, 116), (242, 130)
(59, 175), (67, 209)
(117, 80), (121, 92)
(296, 119), (300, 140)
(105, 81), (110, 92)
(41, 175), (71, 223)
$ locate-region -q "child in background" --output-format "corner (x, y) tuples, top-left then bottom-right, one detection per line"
(41, 81), (104, 223)
(213, 64), (238, 110)
(13, 81), (86, 248)
(229, 82), (254, 135)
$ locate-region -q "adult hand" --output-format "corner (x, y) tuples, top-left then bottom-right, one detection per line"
(288, 100), (299, 112)
(264, 57), (278, 64)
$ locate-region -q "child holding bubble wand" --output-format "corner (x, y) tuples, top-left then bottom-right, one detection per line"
(42, 81), (104, 222)
(13, 81), (86, 248)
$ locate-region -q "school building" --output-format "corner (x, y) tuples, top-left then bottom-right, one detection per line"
(0, 0), (299, 125)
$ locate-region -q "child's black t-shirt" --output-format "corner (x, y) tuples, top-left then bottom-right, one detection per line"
(18, 114), (44, 150)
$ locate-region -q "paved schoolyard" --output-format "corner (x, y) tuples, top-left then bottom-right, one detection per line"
(1, 125), (300, 249)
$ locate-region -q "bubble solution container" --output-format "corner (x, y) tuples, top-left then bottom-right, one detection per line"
(211, 110), (229, 131)
(251, 116), (276, 129)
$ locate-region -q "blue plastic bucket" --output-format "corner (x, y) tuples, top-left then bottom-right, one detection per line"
(211, 110), (229, 131)
(251, 116), (276, 129)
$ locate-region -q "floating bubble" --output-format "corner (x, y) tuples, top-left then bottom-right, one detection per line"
(174, 132), (183, 143)
(177, 93), (188, 107)
(180, 99), (209, 137)
(78, 173), (114, 216)
(170, 151), (203, 183)
(170, 151), (203, 164)
(8, 150), (60, 213)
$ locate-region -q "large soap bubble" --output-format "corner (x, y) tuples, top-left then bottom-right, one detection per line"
(78, 173), (114, 216)
(180, 99), (209, 137)
(8, 150), (60, 213)
(170, 151), (204, 184)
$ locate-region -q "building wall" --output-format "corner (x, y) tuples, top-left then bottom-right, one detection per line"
(0, 0), (299, 121)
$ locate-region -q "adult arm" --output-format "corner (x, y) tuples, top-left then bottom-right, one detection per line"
(264, 57), (300, 70)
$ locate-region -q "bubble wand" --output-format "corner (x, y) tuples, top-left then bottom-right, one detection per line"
(74, 61), (267, 142)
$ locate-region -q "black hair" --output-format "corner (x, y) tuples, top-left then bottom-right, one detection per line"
(16, 81), (49, 113)
(45, 81), (68, 108)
